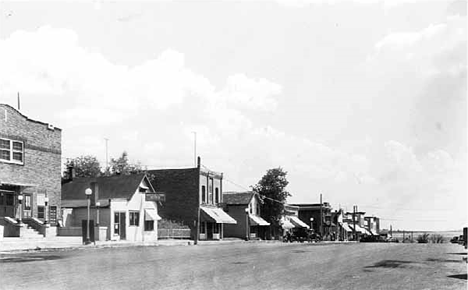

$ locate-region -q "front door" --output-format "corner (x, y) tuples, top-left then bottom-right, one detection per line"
(0, 191), (15, 218)
(207, 222), (213, 240)
(114, 212), (127, 240)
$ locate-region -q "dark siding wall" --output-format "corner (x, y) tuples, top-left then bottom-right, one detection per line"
(0, 104), (62, 220)
(223, 205), (248, 239)
(149, 168), (200, 236)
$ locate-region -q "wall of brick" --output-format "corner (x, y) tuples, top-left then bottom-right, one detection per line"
(0, 104), (62, 221)
(149, 168), (200, 237)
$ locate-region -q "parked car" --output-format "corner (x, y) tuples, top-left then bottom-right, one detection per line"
(450, 236), (459, 244)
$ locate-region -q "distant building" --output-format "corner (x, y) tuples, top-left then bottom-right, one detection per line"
(290, 203), (334, 237)
(0, 104), (62, 238)
(148, 157), (236, 241)
(223, 191), (270, 240)
(364, 216), (380, 235)
(61, 173), (161, 242)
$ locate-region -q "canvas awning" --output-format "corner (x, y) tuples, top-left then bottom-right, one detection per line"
(145, 208), (161, 221)
(201, 207), (237, 224)
(341, 222), (354, 232)
(249, 214), (270, 226)
(289, 216), (310, 229)
(280, 217), (295, 229)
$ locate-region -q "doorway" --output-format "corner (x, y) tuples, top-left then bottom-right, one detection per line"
(114, 212), (126, 240)
(0, 191), (15, 218)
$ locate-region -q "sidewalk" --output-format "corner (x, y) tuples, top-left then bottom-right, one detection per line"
(0, 237), (304, 253)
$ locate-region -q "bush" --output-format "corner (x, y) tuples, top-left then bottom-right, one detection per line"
(429, 234), (445, 243)
(417, 233), (430, 243)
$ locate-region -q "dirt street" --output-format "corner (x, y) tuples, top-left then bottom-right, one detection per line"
(0, 242), (466, 290)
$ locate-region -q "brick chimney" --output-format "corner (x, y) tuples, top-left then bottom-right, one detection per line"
(67, 162), (75, 181)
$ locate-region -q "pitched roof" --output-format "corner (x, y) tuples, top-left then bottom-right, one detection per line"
(62, 173), (148, 201)
(223, 191), (256, 205)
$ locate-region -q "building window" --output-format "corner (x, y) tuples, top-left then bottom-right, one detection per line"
(5, 194), (14, 206)
(201, 186), (206, 203)
(37, 206), (45, 219)
(213, 223), (220, 234)
(144, 220), (154, 231)
(200, 221), (206, 234)
(215, 188), (219, 204)
(208, 178), (213, 204)
(0, 138), (24, 164)
(129, 211), (140, 226)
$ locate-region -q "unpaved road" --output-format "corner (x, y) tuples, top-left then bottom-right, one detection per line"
(0, 242), (466, 290)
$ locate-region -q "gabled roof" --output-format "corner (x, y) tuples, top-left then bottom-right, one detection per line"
(62, 173), (150, 201)
(223, 191), (256, 205)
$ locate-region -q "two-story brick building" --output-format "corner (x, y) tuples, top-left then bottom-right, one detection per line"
(0, 104), (61, 238)
(148, 157), (236, 241)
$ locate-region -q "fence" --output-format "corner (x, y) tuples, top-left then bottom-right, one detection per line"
(158, 228), (191, 239)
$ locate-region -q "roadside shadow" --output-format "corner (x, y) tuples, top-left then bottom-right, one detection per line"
(446, 252), (467, 255)
(0, 255), (63, 263)
(365, 260), (413, 269)
(427, 258), (463, 263)
(447, 274), (467, 280)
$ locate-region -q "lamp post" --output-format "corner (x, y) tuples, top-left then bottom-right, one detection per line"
(96, 201), (100, 226)
(310, 217), (314, 232)
(44, 196), (49, 224)
(17, 194), (23, 224)
(245, 207), (249, 241)
(85, 188), (92, 245)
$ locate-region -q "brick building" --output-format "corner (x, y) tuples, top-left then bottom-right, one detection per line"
(148, 157), (236, 241)
(0, 104), (61, 238)
(223, 191), (270, 240)
(290, 203), (334, 238)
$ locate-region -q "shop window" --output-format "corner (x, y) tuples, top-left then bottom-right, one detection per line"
(200, 221), (206, 234)
(37, 206), (45, 219)
(213, 223), (219, 234)
(129, 211), (140, 226)
(6, 194), (14, 206)
(145, 220), (154, 231)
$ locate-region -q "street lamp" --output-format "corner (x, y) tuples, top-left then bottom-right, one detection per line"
(310, 217), (314, 231)
(17, 194), (23, 224)
(85, 188), (92, 245)
(44, 196), (49, 224)
(245, 207), (249, 241)
(96, 201), (100, 226)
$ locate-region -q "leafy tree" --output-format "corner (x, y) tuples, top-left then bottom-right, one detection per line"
(252, 167), (291, 227)
(107, 151), (144, 175)
(64, 155), (102, 178)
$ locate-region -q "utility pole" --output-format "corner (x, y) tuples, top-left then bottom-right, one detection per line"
(17, 92), (20, 110)
(104, 138), (109, 171)
(192, 131), (197, 167)
(353, 205), (357, 241)
(319, 193), (323, 237)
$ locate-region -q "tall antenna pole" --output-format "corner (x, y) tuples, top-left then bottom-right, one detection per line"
(104, 138), (109, 171)
(192, 131), (197, 167)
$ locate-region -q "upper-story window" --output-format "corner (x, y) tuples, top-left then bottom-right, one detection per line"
(0, 138), (24, 164)
(201, 186), (206, 203)
(215, 188), (219, 204)
(208, 178), (213, 204)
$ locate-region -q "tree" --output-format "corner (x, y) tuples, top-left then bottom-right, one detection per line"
(64, 155), (102, 178)
(107, 151), (143, 175)
(252, 167), (291, 228)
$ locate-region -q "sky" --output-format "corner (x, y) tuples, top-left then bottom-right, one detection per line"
(0, 0), (466, 231)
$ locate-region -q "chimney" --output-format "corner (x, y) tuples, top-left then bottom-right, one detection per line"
(67, 162), (75, 181)
(197, 156), (201, 168)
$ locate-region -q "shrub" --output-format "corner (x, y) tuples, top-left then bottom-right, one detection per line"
(429, 234), (445, 243)
(416, 233), (430, 243)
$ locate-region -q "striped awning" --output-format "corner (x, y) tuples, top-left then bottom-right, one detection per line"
(145, 208), (161, 221)
(249, 214), (270, 226)
(201, 207), (237, 224)
(289, 216), (310, 229)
